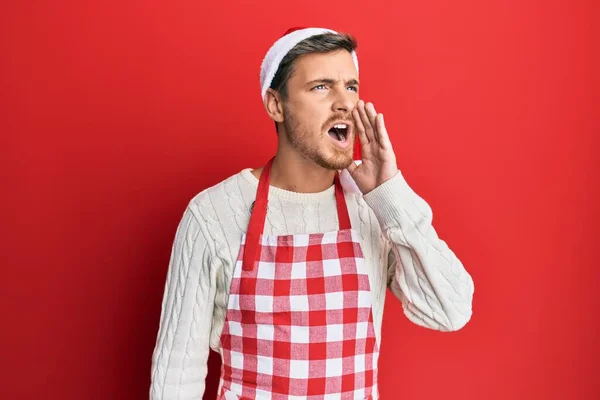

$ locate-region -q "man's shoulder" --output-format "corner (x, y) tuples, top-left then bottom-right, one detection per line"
(186, 169), (254, 223)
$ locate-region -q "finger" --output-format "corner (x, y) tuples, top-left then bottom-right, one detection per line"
(352, 107), (369, 147)
(375, 113), (393, 150)
(358, 100), (375, 143)
(365, 102), (380, 143)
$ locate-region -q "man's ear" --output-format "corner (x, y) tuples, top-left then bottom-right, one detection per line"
(264, 88), (284, 123)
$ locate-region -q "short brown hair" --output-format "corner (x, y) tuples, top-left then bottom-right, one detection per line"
(269, 32), (358, 100)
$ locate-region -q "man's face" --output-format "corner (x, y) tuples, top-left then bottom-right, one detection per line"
(280, 50), (359, 170)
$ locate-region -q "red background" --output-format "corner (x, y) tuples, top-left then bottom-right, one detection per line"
(1, 1), (598, 399)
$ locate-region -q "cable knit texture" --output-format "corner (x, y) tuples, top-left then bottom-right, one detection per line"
(150, 166), (474, 399)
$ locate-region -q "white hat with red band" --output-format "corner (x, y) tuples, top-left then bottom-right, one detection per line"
(259, 27), (359, 101)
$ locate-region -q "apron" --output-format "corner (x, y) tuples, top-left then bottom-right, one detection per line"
(218, 157), (379, 399)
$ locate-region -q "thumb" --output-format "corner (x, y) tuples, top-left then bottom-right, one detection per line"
(345, 161), (358, 175)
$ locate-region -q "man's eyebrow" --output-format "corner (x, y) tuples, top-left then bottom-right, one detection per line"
(305, 78), (360, 87)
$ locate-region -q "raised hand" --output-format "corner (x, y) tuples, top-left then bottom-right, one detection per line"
(347, 100), (398, 194)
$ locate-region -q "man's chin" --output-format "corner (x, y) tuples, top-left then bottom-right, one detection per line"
(315, 153), (354, 171)
(334, 157), (354, 170)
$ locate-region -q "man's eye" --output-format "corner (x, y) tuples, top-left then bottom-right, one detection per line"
(348, 86), (358, 92)
(313, 85), (326, 90)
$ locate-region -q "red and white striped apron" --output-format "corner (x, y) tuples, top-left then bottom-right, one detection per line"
(218, 158), (379, 399)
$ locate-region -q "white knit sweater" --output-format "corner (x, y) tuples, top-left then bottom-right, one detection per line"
(150, 166), (474, 399)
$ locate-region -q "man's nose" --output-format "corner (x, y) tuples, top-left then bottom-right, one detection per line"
(332, 90), (356, 113)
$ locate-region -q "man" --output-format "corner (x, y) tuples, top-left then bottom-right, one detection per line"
(150, 27), (474, 399)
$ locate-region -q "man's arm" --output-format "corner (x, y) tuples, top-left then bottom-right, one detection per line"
(363, 171), (474, 331)
(347, 100), (473, 332)
(150, 204), (216, 399)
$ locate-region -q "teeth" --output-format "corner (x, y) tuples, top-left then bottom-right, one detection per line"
(333, 124), (347, 129)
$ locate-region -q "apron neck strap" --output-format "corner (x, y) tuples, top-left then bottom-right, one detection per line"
(334, 172), (352, 231)
(243, 157), (352, 270)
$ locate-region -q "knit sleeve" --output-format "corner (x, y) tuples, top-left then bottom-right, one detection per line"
(150, 204), (216, 399)
(362, 171), (474, 332)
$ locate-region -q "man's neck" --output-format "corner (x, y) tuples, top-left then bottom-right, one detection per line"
(252, 149), (336, 194)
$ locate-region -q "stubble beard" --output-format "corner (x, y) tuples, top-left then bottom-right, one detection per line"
(282, 104), (354, 171)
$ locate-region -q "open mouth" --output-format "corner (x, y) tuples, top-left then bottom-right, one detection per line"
(327, 123), (350, 142)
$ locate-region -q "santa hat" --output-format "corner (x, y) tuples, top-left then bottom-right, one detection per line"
(260, 27), (359, 100)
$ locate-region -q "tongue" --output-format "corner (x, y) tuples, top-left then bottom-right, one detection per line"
(329, 129), (343, 141)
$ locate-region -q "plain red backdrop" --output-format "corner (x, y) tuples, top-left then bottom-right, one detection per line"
(1, 1), (598, 399)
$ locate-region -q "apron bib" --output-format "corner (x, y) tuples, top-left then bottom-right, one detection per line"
(218, 158), (379, 399)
